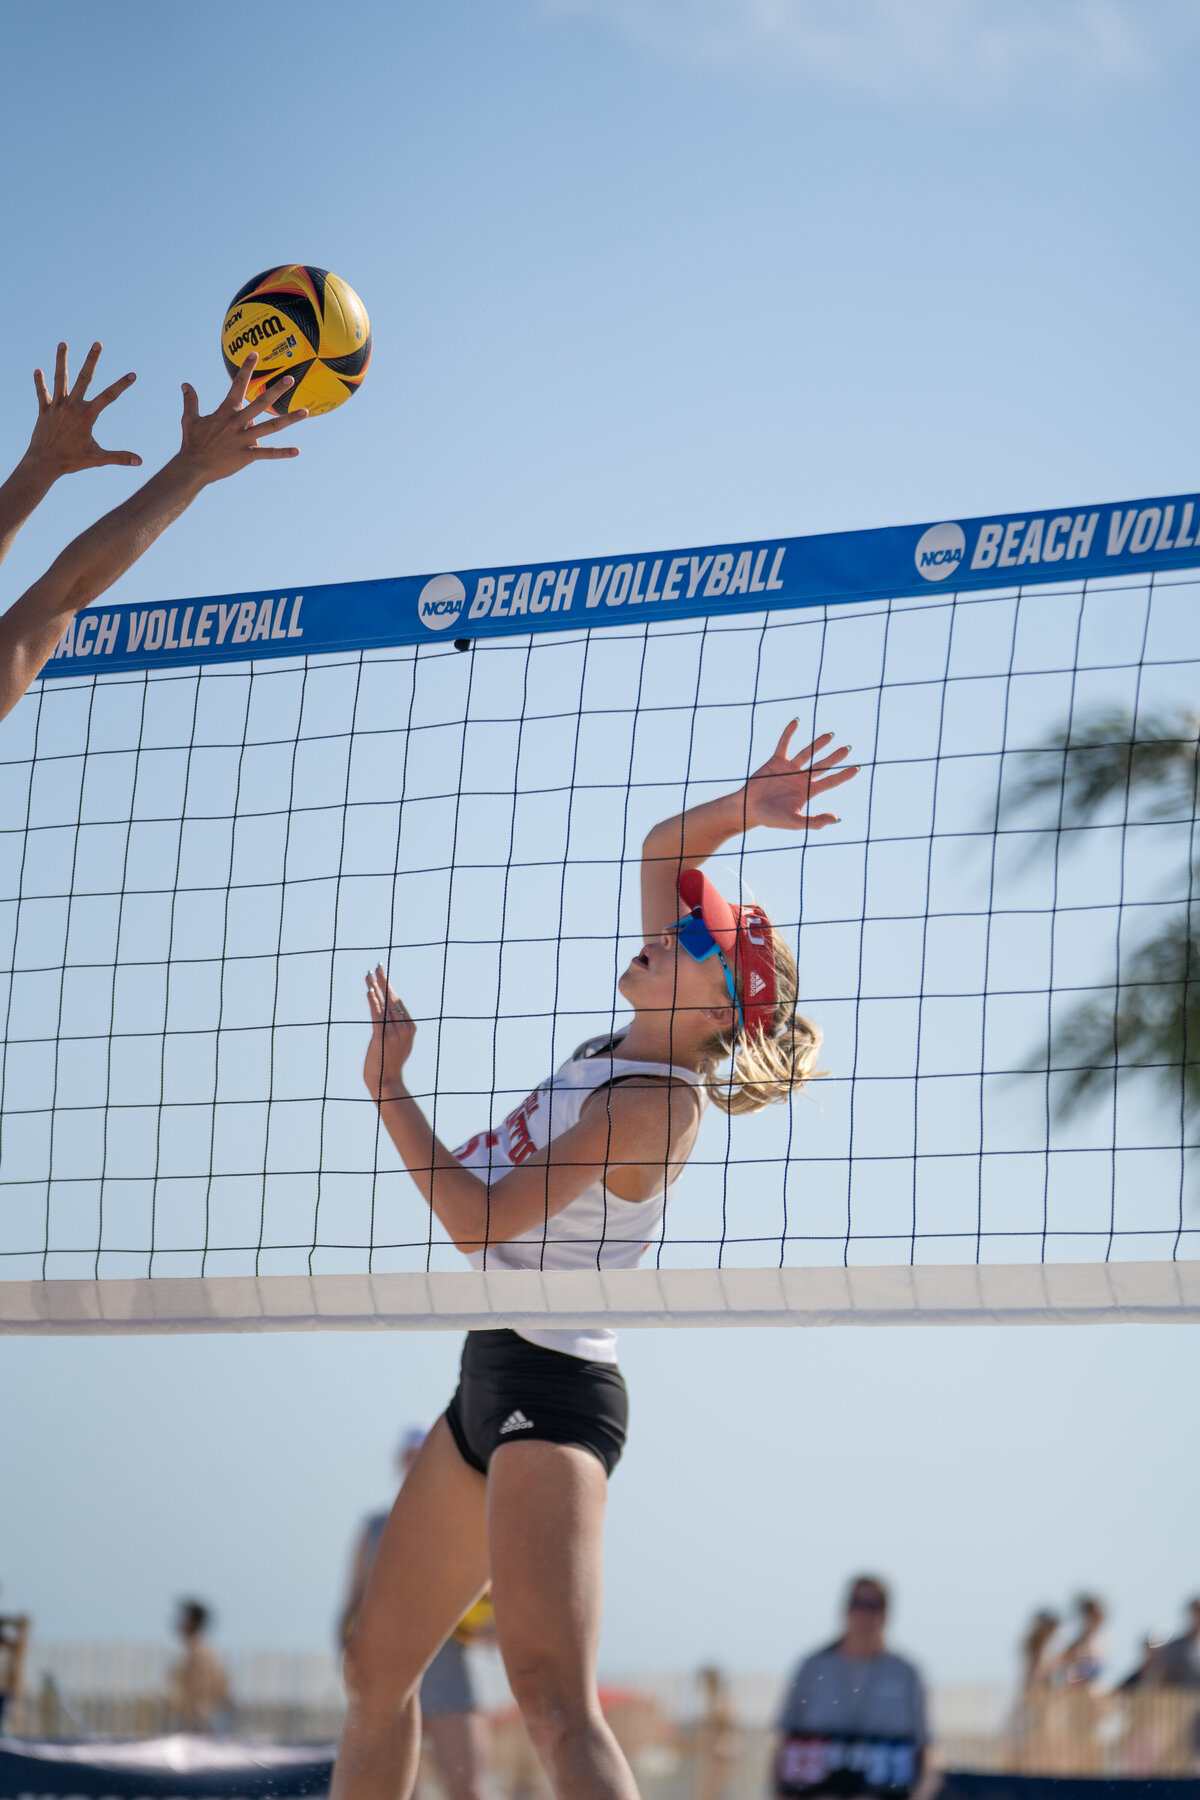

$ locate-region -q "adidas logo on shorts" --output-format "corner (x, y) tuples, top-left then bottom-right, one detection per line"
(499, 1409), (534, 1434)
(748, 971), (767, 997)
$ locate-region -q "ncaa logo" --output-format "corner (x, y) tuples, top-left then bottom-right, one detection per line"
(914, 522), (965, 582)
(417, 573), (467, 631)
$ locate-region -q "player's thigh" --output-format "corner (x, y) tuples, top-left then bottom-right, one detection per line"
(345, 1417), (489, 1703)
(486, 1437), (609, 1698)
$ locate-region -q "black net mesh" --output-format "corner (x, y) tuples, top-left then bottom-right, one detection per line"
(2, 573), (1197, 1288)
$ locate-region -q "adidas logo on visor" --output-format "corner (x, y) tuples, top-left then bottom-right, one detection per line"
(748, 971), (767, 998)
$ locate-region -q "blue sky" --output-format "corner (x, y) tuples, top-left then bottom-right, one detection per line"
(1, 0), (1197, 1690)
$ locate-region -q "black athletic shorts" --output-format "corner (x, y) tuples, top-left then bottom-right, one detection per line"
(444, 1329), (628, 1477)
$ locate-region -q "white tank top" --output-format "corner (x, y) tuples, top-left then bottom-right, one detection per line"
(452, 1030), (706, 1363)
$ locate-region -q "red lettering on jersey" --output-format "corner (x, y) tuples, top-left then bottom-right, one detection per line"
(453, 1129), (501, 1162)
(504, 1101), (538, 1164)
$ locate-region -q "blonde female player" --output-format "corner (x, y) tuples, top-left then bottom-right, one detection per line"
(333, 723), (858, 1800)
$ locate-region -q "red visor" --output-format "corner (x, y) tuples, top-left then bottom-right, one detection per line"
(677, 869), (776, 1039)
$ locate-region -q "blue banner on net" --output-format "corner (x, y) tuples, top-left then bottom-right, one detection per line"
(36, 489), (1200, 681)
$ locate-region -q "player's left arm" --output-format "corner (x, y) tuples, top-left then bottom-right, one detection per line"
(376, 1075), (690, 1254)
(364, 967), (699, 1252)
(0, 342), (141, 572)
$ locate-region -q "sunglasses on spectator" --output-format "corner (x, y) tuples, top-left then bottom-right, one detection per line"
(849, 1593), (887, 1613)
(673, 911), (745, 1032)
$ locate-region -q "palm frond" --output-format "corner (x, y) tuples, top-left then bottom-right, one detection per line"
(1030, 907), (1200, 1124)
(999, 707), (1200, 836)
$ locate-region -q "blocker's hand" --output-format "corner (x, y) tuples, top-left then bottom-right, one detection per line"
(364, 964), (416, 1093)
(742, 721), (859, 831)
(176, 352), (307, 484)
(28, 341), (141, 474)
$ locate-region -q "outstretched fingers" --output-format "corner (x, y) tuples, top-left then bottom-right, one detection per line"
(245, 395), (307, 459)
(367, 963), (393, 1007)
(366, 971), (396, 1027)
(70, 341), (103, 402)
(808, 748), (853, 781)
(771, 723), (852, 773)
(90, 368), (143, 466)
(772, 719), (800, 760)
(177, 363), (308, 480)
(808, 743), (851, 771)
(91, 370), (137, 413)
(368, 965), (414, 1034)
(789, 730), (835, 767)
(249, 373), (296, 417)
(219, 354), (303, 419)
(222, 352), (260, 411)
(28, 342), (143, 474)
(249, 410), (307, 436)
(807, 762), (860, 797)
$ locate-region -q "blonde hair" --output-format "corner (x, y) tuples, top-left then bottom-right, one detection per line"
(699, 931), (824, 1116)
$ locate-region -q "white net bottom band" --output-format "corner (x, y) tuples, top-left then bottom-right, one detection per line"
(3, 1262), (1197, 1335)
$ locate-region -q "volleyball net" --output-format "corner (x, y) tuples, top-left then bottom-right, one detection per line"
(2, 495), (1198, 1332)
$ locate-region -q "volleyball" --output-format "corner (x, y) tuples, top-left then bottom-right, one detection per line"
(221, 264), (372, 416)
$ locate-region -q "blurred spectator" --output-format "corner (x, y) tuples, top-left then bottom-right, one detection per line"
(0, 1592), (30, 1732)
(1009, 1610), (1061, 1771)
(1020, 1611), (1060, 1695)
(1114, 1633), (1174, 1777)
(1021, 1612), (1057, 1692)
(1057, 1595), (1106, 1689)
(692, 1666), (737, 1800)
(1155, 1599), (1200, 1775)
(776, 1575), (936, 1800)
(1050, 1591), (1108, 1771)
(1030, 1595), (1106, 1775)
(339, 1427), (490, 1800)
(1159, 1598), (1200, 1690)
(1116, 1632), (1169, 1693)
(168, 1600), (231, 1733)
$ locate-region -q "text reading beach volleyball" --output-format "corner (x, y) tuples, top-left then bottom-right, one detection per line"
(420, 547), (789, 631)
(49, 594), (305, 660)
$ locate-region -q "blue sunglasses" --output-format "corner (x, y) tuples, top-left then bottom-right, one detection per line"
(673, 911), (745, 1032)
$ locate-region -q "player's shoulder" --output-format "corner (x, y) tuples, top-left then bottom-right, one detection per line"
(577, 1069), (703, 1148)
(591, 1069), (703, 1117)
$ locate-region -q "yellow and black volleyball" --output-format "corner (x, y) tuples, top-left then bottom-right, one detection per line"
(221, 265), (371, 416)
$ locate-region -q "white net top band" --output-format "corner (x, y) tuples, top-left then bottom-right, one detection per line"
(3, 1261), (1197, 1335)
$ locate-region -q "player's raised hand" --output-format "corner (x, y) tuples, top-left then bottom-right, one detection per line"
(364, 964), (416, 1094)
(176, 353), (307, 483)
(28, 341), (141, 474)
(743, 721), (859, 831)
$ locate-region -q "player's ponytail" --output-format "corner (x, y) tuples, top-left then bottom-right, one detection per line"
(701, 933), (824, 1116)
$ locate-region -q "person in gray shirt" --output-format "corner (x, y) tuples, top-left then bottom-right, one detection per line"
(776, 1575), (935, 1800)
(1158, 1598), (1200, 1690)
